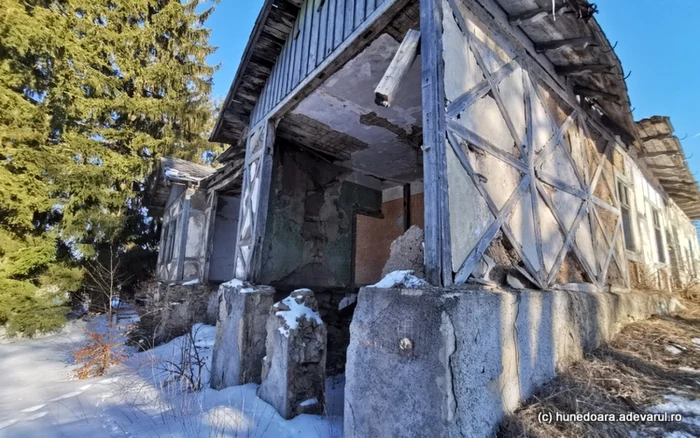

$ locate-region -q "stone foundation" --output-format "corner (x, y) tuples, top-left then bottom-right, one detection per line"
(155, 283), (218, 342)
(210, 280), (275, 390)
(344, 286), (682, 437)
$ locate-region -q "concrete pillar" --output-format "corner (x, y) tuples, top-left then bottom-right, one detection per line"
(210, 279), (275, 390)
(257, 288), (327, 419)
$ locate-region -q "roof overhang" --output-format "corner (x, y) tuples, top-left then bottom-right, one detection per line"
(209, 0), (302, 149)
(495, 0), (638, 144)
(637, 116), (700, 220)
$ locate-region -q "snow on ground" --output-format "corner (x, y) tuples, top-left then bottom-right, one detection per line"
(0, 308), (343, 437)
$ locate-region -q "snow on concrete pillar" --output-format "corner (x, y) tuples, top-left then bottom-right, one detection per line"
(257, 288), (327, 419)
(210, 279), (275, 390)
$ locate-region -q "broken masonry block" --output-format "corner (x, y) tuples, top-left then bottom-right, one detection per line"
(381, 225), (425, 279)
(257, 288), (327, 419)
(210, 279), (275, 390)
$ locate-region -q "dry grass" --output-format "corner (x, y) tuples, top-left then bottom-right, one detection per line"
(499, 300), (700, 438)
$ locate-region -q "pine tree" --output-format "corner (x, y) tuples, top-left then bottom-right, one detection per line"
(0, 0), (221, 335)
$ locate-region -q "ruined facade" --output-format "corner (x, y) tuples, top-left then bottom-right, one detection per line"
(152, 0), (700, 435)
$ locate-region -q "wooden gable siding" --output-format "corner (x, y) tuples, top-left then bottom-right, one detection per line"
(249, 0), (391, 127)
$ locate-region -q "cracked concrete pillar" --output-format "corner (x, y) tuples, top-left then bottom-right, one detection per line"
(210, 280), (275, 390)
(257, 288), (327, 419)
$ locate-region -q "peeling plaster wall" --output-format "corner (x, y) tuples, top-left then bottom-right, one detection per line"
(259, 143), (382, 289)
(355, 185), (425, 285)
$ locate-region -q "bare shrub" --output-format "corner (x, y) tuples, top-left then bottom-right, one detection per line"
(158, 325), (209, 392)
(73, 327), (127, 378)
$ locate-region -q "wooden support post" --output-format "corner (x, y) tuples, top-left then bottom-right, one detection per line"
(403, 183), (411, 231)
(420, 0), (452, 286)
(233, 118), (276, 282)
(375, 29), (421, 107)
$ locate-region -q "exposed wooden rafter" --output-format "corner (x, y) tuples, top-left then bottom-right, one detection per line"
(574, 86), (619, 103)
(555, 64), (614, 76)
(534, 36), (597, 53)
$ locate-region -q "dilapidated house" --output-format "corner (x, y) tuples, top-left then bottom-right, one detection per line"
(151, 0), (700, 435)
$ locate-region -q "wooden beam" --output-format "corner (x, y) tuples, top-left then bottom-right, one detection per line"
(639, 150), (680, 159)
(508, 5), (570, 25)
(574, 86), (620, 103)
(403, 183), (411, 231)
(420, 0), (452, 286)
(555, 64), (614, 76)
(535, 37), (597, 53)
(640, 132), (672, 142)
(375, 29), (421, 107)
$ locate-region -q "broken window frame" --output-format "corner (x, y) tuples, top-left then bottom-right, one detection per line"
(162, 219), (178, 263)
(651, 208), (666, 264)
(616, 178), (635, 252)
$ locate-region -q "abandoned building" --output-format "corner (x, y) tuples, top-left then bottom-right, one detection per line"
(147, 0), (700, 435)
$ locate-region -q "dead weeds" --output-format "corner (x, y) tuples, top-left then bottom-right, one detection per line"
(499, 300), (700, 438)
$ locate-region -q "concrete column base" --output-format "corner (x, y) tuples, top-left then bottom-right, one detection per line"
(344, 286), (682, 437)
(258, 289), (327, 419)
(210, 280), (275, 390)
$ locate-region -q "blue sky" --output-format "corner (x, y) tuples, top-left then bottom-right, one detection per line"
(206, 0), (700, 176)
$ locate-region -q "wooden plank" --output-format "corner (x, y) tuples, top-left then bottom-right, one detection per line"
(533, 111), (578, 168)
(599, 217), (622, 286)
(523, 69), (544, 284)
(301, 0), (314, 78)
(307, 0), (321, 74)
(355, 0), (366, 29)
(447, 119), (528, 173)
(421, 0), (452, 286)
(334, 0), (346, 49)
(324, 0), (337, 56)
(455, 175), (532, 284)
(537, 169), (588, 200)
(344, 0), (355, 39)
(445, 58), (518, 119)
(317, 0), (329, 64)
(374, 29), (421, 107)
(289, 5), (304, 91)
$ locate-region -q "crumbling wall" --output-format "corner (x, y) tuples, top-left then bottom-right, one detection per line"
(344, 285), (682, 437)
(259, 143), (381, 289)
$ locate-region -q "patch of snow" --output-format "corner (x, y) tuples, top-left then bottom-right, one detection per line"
(182, 279), (199, 286)
(221, 278), (243, 287)
(274, 297), (323, 338)
(241, 287), (256, 293)
(20, 404), (45, 413)
(164, 167), (181, 178)
(679, 366), (700, 374)
(338, 294), (357, 310)
(300, 397), (319, 407)
(0, 309), (342, 438)
(692, 338), (700, 348)
(369, 270), (427, 289)
(649, 395), (700, 421)
(192, 323), (217, 349)
(665, 345), (683, 355)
